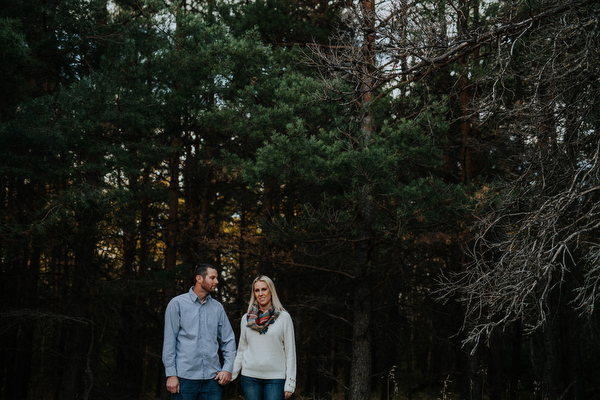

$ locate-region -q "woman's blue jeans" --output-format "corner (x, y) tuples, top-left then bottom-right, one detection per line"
(241, 375), (285, 400)
(172, 377), (222, 400)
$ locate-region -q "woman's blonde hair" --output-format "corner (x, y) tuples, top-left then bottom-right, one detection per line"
(247, 275), (285, 313)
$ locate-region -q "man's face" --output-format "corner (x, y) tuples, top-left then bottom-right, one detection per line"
(198, 268), (219, 294)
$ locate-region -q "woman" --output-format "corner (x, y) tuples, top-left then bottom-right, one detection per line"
(232, 276), (297, 400)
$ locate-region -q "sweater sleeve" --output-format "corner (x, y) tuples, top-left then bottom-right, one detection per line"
(283, 312), (297, 393)
(232, 314), (248, 381)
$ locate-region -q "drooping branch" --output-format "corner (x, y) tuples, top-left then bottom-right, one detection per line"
(434, 0), (600, 347)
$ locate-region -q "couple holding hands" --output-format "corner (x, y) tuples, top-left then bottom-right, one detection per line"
(162, 264), (296, 400)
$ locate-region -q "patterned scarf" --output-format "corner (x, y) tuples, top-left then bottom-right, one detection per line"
(246, 303), (279, 334)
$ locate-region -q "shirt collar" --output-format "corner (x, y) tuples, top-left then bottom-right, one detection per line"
(187, 287), (212, 304)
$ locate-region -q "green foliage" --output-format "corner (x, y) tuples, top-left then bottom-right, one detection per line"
(243, 93), (468, 237)
(0, 18), (31, 108)
(220, 0), (344, 46)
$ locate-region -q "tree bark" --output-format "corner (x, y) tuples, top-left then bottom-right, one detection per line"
(114, 196), (145, 396)
(349, 0), (376, 398)
(166, 136), (180, 299)
(466, 342), (482, 400)
(508, 321), (522, 400)
(457, 0), (479, 183)
(57, 225), (95, 400)
(542, 306), (559, 400)
(350, 274), (373, 400)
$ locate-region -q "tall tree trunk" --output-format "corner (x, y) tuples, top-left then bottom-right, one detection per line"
(166, 137), (180, 298)
(466, 342), (482, 400)
(57, 222), (96, 400)
(55, 158), (103, 400)
(350, 270), (373, 400)
(1, 256), (35, 400)
(165, 0), (185, 295)
(508, 321), (522, 400)
(543, 318), (559, 400)
(114, 193), (144, 397)
(457, 0), (479, 183)
(566, 320), (585, 400)
(0, 180), (41, 399)
(488, 331), (503, 400)
(349, 1), (376, 399)
(542, 284), (564, 400)
(351, 190), (374, 400)
(563, 271), (585, 400)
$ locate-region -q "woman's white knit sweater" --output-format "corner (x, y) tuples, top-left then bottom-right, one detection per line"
(232, 310), (297, 393)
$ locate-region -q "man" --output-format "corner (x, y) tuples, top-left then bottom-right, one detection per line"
(162, 264), (236, 400)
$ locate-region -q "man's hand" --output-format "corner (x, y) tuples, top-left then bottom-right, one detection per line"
(215, 371), (232, 385)
(285, 391), (292, 399)
(166, 376), (180, 394)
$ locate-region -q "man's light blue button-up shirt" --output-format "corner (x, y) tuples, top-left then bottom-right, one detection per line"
(162, 287), (236, 379)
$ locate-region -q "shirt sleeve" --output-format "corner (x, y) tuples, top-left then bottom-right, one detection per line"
(283, 312), (297, 393)
(232, 315), (248, 380)
(218, 306), (237, 373)
(162, 300), (180, 378)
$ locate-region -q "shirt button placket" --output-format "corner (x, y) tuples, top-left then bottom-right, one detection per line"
(198, 302), (205, 373)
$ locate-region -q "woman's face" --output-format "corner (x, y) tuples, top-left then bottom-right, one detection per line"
(254, 280), (272, 310)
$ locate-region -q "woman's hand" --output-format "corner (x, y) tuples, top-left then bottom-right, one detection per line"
(285, 391), (292, 399)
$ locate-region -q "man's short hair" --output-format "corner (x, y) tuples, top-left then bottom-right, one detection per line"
(193, 263), (217, 279)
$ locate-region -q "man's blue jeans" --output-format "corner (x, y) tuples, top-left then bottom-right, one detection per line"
(172, 377), (222, 400)
(241, 375), (285, 400)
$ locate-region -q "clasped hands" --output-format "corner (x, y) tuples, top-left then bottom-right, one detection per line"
(166, 371), (233, 394)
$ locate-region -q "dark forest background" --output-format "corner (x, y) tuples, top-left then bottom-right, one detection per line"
(2, 0), (600, 399)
